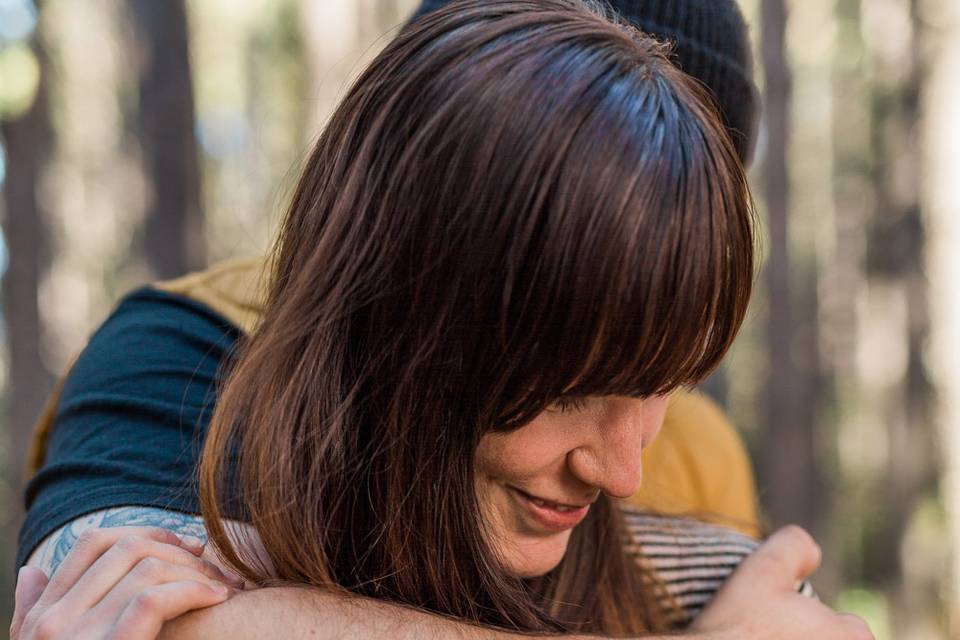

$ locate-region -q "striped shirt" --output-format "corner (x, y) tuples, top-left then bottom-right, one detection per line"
(621, 506), (817, 626)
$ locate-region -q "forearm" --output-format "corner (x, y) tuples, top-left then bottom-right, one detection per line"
(25, 508), (700, 639)
(26, 507), (209, 576)
(159, 586), (520, 640)
(159, 586), (696, 640)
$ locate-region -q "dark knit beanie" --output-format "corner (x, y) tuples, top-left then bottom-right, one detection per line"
(409, 0), (759, 164)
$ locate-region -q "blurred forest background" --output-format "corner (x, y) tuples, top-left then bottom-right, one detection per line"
(1, 0), (959, 638)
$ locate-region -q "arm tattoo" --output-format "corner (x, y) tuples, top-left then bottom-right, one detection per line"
(32, 506), (208, 576)
(99, 507), (207, 538)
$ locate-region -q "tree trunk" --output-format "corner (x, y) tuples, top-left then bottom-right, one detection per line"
(924, 0), (960, 631)
(757, 0), (826, 535)
(859, 0), (938, 632)
(128, 0), (204, 279)
(1, 35), (55, 574)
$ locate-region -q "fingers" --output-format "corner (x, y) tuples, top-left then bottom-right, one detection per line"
(91, 557), (235, 624)
(737, 525), (822, 591)
(10, 566), (48, 639)
(39, 527), (201, 606)
(108, 580), (231, 640)
(17, 528), (239, 640)
(56, 533), (242, 613)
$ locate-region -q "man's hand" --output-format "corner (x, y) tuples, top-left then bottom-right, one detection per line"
(11, 527), (242, 640)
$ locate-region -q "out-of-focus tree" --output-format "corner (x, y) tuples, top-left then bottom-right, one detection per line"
(924, 0), (960, 633)
(756, 0), (828, 539)
(828, 0), (871, 601)
(0, 2), (54, 617)
(187, 0), (309, 263)
(300, 0), (417, 135)
(127, 0), (205, 279)
(857, 0), (940, 634)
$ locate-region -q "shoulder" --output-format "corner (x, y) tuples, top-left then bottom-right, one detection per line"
(647, 391), (755, 489)
(19, 285), (244, 568)
(55, 284), (243, 421)
(71, 283), (241, 361)
(28, 269), (253, 479)
(66, 257), (268, 409)
(152, 257), (269, 334)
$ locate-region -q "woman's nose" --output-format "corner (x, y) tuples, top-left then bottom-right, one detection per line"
(565, 395), (668, 499)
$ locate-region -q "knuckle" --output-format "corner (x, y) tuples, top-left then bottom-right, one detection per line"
(780, 524), (816, 550)
(133, 556), (165, 581)
(114, 535), (150, 558)
(139, 526), (175, 545)
(130, 588), (163, 617)
(75, 527), (108, 551)
(753, 545), (790, 576)
(116, 534), (147, 556)
(189, 579), (219, 598)
(765, 524), (821, 570)
(153, 527), (181, 544)
(33, 611), (63, 639)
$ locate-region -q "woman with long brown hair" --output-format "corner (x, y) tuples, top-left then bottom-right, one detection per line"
(200, 0), (755, 632)
(12, 1), (872, 638)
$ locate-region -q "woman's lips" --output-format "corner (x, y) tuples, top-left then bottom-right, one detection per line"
(509, 487), (591, 532)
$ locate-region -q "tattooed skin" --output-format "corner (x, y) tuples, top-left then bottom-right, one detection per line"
(29, 506), (209, 576)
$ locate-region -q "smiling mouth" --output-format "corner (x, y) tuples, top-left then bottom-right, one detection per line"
(508, 486), (593, 532)
(514, 489), (587, 512)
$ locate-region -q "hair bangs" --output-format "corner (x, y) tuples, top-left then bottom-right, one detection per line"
(488, 61), (754, 430)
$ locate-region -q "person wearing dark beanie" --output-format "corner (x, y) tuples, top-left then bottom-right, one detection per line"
(410, 0), (759, 164)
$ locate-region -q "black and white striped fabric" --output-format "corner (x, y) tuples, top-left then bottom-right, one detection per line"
(620, 506), (817, 626)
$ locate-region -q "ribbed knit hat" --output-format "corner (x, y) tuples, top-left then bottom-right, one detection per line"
(409, 0), (759, 164)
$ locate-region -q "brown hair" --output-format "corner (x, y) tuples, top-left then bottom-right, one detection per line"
(200, 0), (756, 634)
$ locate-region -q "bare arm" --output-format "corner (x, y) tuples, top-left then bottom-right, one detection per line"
(159, 586), (556, 640)
(24, 508), (675, 640)
(27, 508), (210, 577)
(22, 510), (868, 640)
(25, 510), (592, 639)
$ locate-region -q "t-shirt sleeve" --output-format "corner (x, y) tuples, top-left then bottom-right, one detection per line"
(16, 286), (242, 569)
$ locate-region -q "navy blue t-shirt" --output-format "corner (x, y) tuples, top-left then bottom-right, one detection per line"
(17, 287), (242, 569)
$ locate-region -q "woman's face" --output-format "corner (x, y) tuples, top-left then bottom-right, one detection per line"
(474, 394), (669, 578)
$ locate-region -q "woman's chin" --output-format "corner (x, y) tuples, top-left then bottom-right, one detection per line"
(500, 530), (572, 578)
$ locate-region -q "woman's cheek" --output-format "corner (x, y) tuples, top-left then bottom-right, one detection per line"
(475, 418), (571, 479)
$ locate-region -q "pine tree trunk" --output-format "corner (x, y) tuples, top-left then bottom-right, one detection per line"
(128, 0), (204, 279)
(860, 0), (937, 632)
(924, 0), (960, 631)
(758, 0), (826, 534)
(1, 34), (55, 579)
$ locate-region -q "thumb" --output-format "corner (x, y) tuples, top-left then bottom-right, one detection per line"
(10, 566), (49, 639)
(738, 525), (821, 591)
